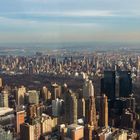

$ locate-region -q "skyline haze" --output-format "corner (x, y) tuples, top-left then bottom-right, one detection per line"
(0, 0), (140, 44)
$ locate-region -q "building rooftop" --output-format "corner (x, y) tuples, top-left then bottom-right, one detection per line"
(0, 107), (13, 116)
(67, 124), (83, 130)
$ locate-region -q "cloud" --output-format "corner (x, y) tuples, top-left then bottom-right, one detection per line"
(42, 10), (140, 17)
(0, 15), (99, 31)
(0, 10), (115, 17)
(2, 9), (140, 18)
(0, 16), (37, 25)
(0, 8), (140, 43)
(22, 10), (115, 17)
(55, 10), (114, 17)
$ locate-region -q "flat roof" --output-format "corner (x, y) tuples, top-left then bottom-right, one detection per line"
(0, 107), (13, 116)
(67, 124), (83, 130)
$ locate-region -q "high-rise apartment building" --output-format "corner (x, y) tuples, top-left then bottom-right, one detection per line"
(52, 98), (64, 117)
(0, 90), (8, 107)
(41, 114), (52, 134)
(16, 110), (25, 134)
(83, 79), (94, 99)
(20, 123), (41, 140)
(85, 96), (97, 128)
(78, 98), (85, 119)
(16, 86), (26, 106)
(51, 83), (61, 100)
(100, 94), (108, 128)
(70, 94), (77, 124)
(64, 90), (77, 124)
(41, 86), (51, 101)
(28, 90), (39, 104)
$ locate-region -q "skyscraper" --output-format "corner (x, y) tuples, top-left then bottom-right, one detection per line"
(28, 63), (34, 75)
(64, 90), (77, 124)
(64, 90), (71, 124)
(83, 79), (94, 99)
(40, 86), (51, 101)
(78, 98), (85, 119)
(85, 96), (97, 128)
(0, 78), (2, 88)
(20, 123), (41, 140)
(119, 71), (132, 97)
(84, 125), (94, 140)
(27, 103), (44, 120)
(28, 90), (39, 105)
(16, 86), (26, 106)
(0, 90), (8, 107)
(84, 79), (97, 140)
(51, 83), (61, 100)
(52, 98), (64, 117)
(41, 114), (52, 134)
(70, 93), (77, 124)
(137, 56), (140, 78)
(101, 71), (116, 100)
(16, 110), (25, 134)
(100, 94), (108, 128)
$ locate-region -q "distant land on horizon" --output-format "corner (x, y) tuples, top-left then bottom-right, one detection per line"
(0, 41), (140, 56)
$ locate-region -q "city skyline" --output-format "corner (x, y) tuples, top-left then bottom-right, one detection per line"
(0, 1), (140, 139)
(1, 0), (140, 44)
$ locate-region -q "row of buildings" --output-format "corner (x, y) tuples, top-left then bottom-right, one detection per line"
(0, 69), (139, 139)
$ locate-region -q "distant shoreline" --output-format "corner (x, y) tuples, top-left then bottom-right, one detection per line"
(0, 41), (140, 56)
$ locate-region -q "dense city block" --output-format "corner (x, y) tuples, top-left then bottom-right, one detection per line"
(0, 51), (140, 139)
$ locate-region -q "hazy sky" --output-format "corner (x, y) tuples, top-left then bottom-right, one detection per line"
(0, 0), (140, 43)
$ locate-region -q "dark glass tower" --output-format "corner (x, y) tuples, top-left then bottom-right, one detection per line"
(101, 71), (116, 100)
(119, 71), (132, 97)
